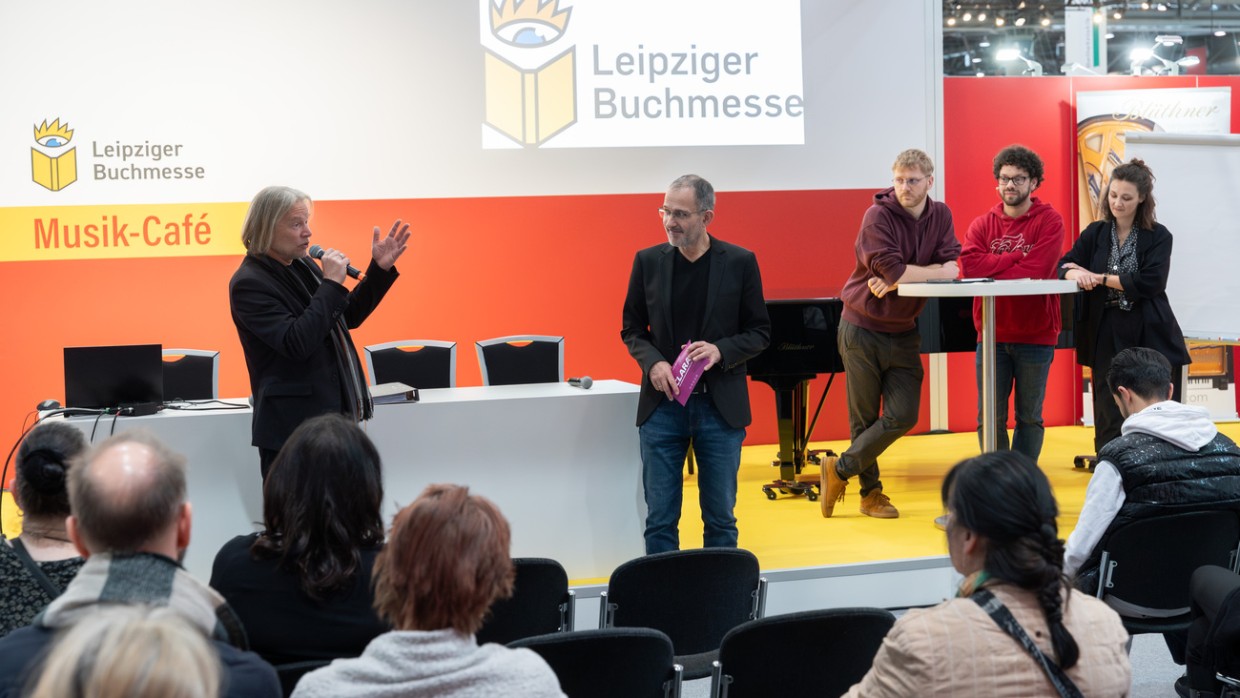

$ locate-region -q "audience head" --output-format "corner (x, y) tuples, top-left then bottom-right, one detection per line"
(240, 185), (311, 255)
(13, 421), (88, 521)
(373, 484), (513, 635)
(254, 414), (385, 600)
(1101, 158), (1157, 230)
(1107, 347), (1173, 412)
(66, 429), (189, 557)
(25, 605), (220, 698)
(941, 451), (1079, 668)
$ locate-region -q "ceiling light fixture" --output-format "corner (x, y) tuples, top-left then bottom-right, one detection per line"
(996, 47), (1044, 76)
(1015, 16), (1027, 26)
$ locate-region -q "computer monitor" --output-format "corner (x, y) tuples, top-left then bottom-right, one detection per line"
(63, 344), (164, 409)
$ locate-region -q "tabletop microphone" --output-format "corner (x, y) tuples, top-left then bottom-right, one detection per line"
(308, 244), (362, 279)
(568, 376), (593, 389)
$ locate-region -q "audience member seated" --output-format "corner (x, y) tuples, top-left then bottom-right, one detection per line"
(0, 423), (88, 638)
(24, 604), (221, 698)
(0, 429), (280, 698)
(292, 483), (565, 698)
(845, 451), (1130, 697)
(1064, 347), (1240, 661)
(1181, 565), (1240, 698)
(210, 414), (389, 665)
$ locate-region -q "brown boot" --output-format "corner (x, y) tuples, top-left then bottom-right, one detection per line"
(819, 456), (847, 518)
(859, 490), (899, 519)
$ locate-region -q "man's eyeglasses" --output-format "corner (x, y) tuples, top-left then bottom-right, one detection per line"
(657, 207), (705, 221)
(998, 175), (1030, 186)
(892, 177), (925, 188)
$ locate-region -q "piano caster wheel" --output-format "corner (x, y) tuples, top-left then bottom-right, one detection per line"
(807, 491), (819, 502)
(1073, 455), (1097, 472)
(763, 487), (777, 500)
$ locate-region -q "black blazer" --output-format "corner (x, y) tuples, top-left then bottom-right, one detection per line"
(229, 254), (399, 451)
(621, 236), (770, 429)
(1057, 220), (1190, 367)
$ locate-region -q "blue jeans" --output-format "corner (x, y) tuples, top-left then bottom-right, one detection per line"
(975, 342), (1054, 462)
(837, 319), (923, 497)
(639, 396), (746, 554)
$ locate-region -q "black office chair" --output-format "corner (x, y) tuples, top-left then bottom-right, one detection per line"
(476, 335), (564, 386)
(364, 339), (456, 389)
(272, 659), (331, 698)
(599, 548), (766, 680)
(510, 628), (682, 698)
(161, 348), (219, 401)
(709, 607), (894, 698)
(476, 557), (574, 645)
(1093, 509), (1240, 637)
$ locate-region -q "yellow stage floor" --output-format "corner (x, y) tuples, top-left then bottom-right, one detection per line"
(674, 422), (1240, 575)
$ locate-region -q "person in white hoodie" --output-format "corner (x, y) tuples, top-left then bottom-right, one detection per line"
(1064, 347), (1240, 666)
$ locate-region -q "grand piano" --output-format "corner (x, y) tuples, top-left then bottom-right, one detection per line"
(746, 296), (978, 501)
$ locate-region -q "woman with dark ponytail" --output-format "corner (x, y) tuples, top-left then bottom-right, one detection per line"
(845, 452), (1130, 697)
(0, 422), (88, 637)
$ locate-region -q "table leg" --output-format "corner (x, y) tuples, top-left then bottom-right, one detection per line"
(981, 296), (997, 452)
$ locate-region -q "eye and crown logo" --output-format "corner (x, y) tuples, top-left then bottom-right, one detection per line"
(483, 0), (576, 146)
(31, 118), (78, 191)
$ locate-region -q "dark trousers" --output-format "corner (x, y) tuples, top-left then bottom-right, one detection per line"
(836, 319), (923, 497)
(1186, 565), (1240, 693)
(259, 447), (280, 482)
(1091, 309), (1184, 453)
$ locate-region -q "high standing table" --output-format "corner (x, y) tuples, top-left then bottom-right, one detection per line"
(899, 279), (1078, 451)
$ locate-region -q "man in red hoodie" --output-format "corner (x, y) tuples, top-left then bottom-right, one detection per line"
(958, 145), (1064, 463)
(821, 149), (960, 519)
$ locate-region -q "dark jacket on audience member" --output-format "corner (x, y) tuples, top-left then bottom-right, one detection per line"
(210, 533), (389, 665)
(0, 552), (279, 698)
(1074, 429), (1240, 593)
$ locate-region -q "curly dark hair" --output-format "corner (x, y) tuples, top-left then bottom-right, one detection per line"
(992, 144), (1045, 185)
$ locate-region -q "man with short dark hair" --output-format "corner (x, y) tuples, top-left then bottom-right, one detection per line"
(0, 430), (280, 698)
(959, 145), (1065, 463)
(622, 174), (771, 554)
(822, 149), (960, 519)
(1065, 347), (1240, 668)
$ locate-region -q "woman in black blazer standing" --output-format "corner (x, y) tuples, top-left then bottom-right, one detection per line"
(1058, 158), (1190, 453)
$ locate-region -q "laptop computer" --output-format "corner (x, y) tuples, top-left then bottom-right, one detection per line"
(63, 344), (164, 410)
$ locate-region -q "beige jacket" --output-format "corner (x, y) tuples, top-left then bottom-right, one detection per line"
(845, 584), (1131, 697)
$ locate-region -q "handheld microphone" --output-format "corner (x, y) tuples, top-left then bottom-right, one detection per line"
(308, 244), (362, 279)
(568, 376), (593, 389)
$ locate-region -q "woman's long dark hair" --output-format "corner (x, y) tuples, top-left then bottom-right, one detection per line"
(942, 451), (1080, 669)
(251, 414), (385, 600)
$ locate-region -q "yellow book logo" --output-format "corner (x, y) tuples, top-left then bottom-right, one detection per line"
(31, 118), (77, 192)
(484, 0), (576, 146)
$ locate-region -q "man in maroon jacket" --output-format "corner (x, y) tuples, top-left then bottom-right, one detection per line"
(822, 149), (960, 519)
(958, 145), (1064, 464)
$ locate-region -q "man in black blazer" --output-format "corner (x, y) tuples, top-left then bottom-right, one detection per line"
(229, 186), (410, 479)
(621, 175), (770, 554)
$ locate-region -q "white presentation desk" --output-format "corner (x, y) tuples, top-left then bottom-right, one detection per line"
(900, 279), (1078, 451)
(53, 380), (644, 581)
